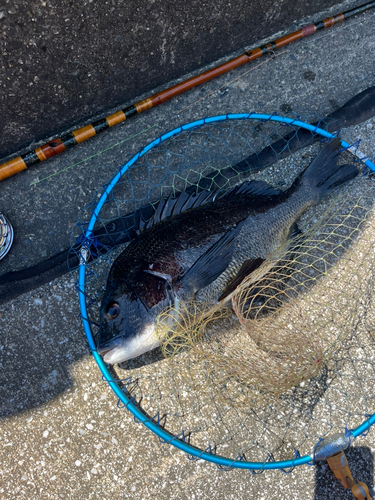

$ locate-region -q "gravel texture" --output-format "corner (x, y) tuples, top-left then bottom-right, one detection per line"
(1, 5), (375, 499)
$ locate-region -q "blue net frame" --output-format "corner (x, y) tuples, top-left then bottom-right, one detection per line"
(76, 113), (375, 471)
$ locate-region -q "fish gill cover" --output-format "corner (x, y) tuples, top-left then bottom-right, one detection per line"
(70, 113), (375, 467)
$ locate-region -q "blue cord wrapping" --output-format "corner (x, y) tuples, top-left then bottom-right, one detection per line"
(133, 411), (162, 425)
(187, 445), (214, 461)
(345, 427), (354, 446)
(75, 233), (111, 259)
(307, 438), (325, 466)
(117, 394), (137, 409)
(216, 453), (245, 471)
(158, 430), (187, 445)
(249, 454), (275, 475)
(358, 415), (373, 437)
(279, 450), (301, 474)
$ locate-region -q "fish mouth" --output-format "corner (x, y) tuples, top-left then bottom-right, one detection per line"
(96, 346), (111, 356)
(97, 325), (160, 364)
(97, 337), (124, 360)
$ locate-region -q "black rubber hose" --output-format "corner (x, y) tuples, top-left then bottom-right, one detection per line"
(1, 85), (374, 305)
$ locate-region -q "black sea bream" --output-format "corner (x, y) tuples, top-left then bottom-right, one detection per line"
(98, 138), (358, 364)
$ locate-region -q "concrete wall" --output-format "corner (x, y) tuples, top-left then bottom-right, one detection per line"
(0, 0), (346, 157)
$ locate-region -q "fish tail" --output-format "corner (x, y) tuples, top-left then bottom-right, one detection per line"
(299, 138), (359, 201)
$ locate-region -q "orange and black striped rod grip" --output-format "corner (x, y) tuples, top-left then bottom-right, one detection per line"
(1, 0), (375, 182)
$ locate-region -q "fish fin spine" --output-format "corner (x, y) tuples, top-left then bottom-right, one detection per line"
(140, 189), (217, 231)
(140, 180), (283, 232)
(220, 180), (282, 200)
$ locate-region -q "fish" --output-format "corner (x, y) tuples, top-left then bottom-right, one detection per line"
(97, 138), (358, 364)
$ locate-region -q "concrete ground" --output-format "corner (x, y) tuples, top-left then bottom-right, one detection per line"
(1, 3), (375, 499)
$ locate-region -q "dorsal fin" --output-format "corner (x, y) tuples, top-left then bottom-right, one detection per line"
(140, 189), (217, 232)
(148, 196), (166, 227)
(139, 179), (281, 232)
(161, 193), (177, 220)
(219, 179), (282, 200)
(172, 190), (191, 215)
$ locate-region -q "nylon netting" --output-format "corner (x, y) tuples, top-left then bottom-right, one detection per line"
(70, 113), (375, 468)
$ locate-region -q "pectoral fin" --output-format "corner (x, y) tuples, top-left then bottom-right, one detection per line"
(181, 221), (244, 293)
(289, 222), (302, 240)
(218, 257), (265, 301)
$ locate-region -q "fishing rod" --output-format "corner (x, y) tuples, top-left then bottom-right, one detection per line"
(1, 84), (374, 304)
(1, 0), (375, 182)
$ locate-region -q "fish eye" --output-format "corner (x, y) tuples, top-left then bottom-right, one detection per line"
(106, 303), (120, 319)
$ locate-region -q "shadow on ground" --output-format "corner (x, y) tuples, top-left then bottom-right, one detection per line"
(0, 273), (89, 418)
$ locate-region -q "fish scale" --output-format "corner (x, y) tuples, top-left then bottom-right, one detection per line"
(198, 187), (320, 307)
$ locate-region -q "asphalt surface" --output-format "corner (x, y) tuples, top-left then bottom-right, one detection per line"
(1, 3), (375, 499)
(0, 0), (344, 156)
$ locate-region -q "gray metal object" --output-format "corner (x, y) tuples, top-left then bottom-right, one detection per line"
(314, 433), (351, 461)
(0, 214), (14, 261)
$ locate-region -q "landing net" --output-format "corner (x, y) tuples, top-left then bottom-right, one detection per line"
(71, 113), (375, 470)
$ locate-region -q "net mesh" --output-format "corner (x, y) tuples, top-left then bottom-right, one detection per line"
(70, 113), (375, 468)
